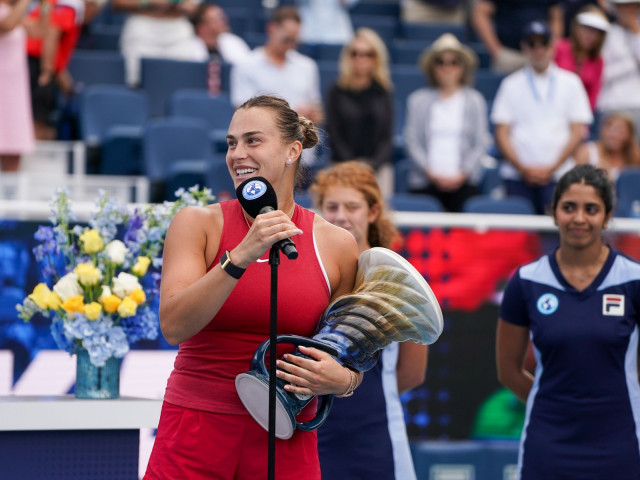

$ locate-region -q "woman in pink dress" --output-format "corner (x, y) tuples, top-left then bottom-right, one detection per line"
(554, 5), (609, 111)
(0, 0), (35, 171)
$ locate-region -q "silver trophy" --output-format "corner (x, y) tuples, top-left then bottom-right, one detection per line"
(236, 247), (444, 439)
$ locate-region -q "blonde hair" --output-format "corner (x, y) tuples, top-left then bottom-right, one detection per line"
(310, 161), (400, 249)
(337, 28), (392, 91)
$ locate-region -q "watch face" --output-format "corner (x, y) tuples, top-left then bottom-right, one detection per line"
(242, 180), (268, 201)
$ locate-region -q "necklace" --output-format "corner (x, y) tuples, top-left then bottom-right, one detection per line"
(243, 203), (296, 230)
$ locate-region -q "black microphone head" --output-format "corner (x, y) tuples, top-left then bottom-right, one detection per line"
(236, 176), (278, 218)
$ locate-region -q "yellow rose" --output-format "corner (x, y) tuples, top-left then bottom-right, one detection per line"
(79, 229), (104, 254)
(84, 302), (102, 321)
(117, 296), (137, 318)
(74, 262), (101, 286)
(29, 283), (53, 309)
(45, 292), (61, 310)
(130, 288), (146, 305)
(132, 256), (151, 276)
(61, 295), (85, 314)
(101, 294), (122, 314)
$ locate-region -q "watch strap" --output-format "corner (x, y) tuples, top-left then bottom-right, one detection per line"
(220, 250), (245, 279)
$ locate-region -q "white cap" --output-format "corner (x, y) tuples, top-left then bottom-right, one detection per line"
(576, 12), (610, 32)
(611, 0), (640, 4)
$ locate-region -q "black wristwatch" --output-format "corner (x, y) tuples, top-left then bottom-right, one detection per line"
(220, 251), (245, 279)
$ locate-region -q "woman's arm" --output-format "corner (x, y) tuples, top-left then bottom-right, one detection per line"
(396, 342), (427, 394)
(275, 218), (361, 396)
(159, 205), (304, 345)
(0, 0), (32, 33)
(496, 318), (533, 403)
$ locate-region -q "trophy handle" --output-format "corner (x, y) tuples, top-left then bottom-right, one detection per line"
(297, 392), (335, 432)
(250, 335), (340, 376)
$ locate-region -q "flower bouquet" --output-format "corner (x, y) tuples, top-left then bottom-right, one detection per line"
(16, 186), (214, 397)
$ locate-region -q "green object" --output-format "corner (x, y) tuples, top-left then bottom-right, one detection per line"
(471, 388), (525, 440)
(75, 349), (121, 399)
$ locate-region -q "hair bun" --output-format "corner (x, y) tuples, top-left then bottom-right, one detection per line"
(299, 116), (319, 149)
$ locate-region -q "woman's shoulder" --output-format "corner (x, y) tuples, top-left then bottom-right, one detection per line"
(407, 87), (436, 104)
(169, 203), (223, 234)
(313, 215), (359, 257)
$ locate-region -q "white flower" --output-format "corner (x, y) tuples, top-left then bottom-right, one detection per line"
(104, 240), (128, 265)
(53, 272), (83, 301)
(112, 272), (142, 298)
(98, 285), (112, 301)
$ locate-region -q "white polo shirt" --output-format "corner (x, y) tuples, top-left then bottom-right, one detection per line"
(491, 64), (593, 181)
(230, 47), (322, 110)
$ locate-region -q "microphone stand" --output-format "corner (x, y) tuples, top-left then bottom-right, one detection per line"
(267, 246), (280, 480)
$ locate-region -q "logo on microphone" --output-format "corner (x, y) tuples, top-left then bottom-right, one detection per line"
(242, 180), (267, 200)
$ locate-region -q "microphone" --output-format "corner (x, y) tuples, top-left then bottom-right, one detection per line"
(236, 177), (299, 260)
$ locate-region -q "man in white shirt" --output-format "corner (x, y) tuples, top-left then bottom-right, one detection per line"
(230, 6), (324, 126)
(491, 20), (593, 214)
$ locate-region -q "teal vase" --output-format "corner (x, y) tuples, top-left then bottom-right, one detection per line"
(75, 348), (121, 399)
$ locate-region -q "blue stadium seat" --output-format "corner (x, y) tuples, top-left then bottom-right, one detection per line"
(351, 1), (400, 17)
(140, 58), (208, 117)
(142, 117), (216, 200)
(393, 158), (413, 194)
(474, 69), (506, 103)
(68, 50), (126, 90)
(468, 42), (492, 69)
(462, 195), (536, 215)
(351, 14), (398, 47)
(88, 24), (121, 51)
(391, 39), (429, 65)
(477, 163), (504, 197)
(317, 61), (339, 100)
(398, 22), (465, 42)
(391, 64), (426, 108)
(314, 44), (344, 63)
(79, 85), (149, 175)
(168, 90), (235, 153)
(615, 168), (640, 217)
(389, 193), (445, 212)
(205, 161), (236, 202)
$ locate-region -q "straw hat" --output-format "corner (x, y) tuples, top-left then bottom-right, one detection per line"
(419, 33), (478, 75)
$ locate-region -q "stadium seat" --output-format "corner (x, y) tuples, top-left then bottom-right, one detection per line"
(315, 44), (344, 63)
(615, 168), (640, 217)
(391, 64), (426, 109)
(140, 58), (208, 117)
(317, 61), (339, 100)
(168, 90), (235, 153)
(351, 1), (400, 17)
(398, 22), (465, 42)
(474, 69), (506, 103)
(351, 14), (398, 47)
(393, 158), (412, 194)
(391, 39), (429, 65)
(79, 85), (149, 175)
(68, 50), (126, 90)
(88, 24), (121, 51)
(462, 195), (536, 215)
(389, 192), (445, 212)
(142, 117), (216, 201)
(205, 161), (236, 202)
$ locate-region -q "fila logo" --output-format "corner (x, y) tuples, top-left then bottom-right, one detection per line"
(603, 294), (625, 316)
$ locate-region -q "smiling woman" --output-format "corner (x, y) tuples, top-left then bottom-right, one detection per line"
(496, 164), (640, 480)
(143, 95), (360, 480)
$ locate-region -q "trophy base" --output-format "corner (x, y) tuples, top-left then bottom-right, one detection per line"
(235, 372), (296, 440)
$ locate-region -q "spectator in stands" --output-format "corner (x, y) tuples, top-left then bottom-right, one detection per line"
(112, 0), (206, 86)
(575, 112), (640, 181)
(0, 0), (34, 172)
(554, 5), (609, 111)
(24, 0), (85, 140)
(491, 20), (593, 215)
(403, 33), (490, 213)
(558, 0), (609, 38)
(400, 0), (466, 25)
(325, 28), (394, 198)
(472, 0), (564, 73)
(298, 0), (356, 45)
(311, 161), (426, 480)
(191, 3), (250, 95)
(231, 6), (323, 126)
(597, 0), (640, 140)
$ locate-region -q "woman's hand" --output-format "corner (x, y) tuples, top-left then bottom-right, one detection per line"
(275, 345), (354, 396)
(230, 210), (302, 268)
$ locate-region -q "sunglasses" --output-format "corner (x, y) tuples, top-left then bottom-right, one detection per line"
(350, 49), (376, 59)
(524, 38), (551, 48)
(434, 57), (462, 67)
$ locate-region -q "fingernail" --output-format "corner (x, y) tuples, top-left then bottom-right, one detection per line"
(283, 354), (288, 360)
(276, 360), (282, 366)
